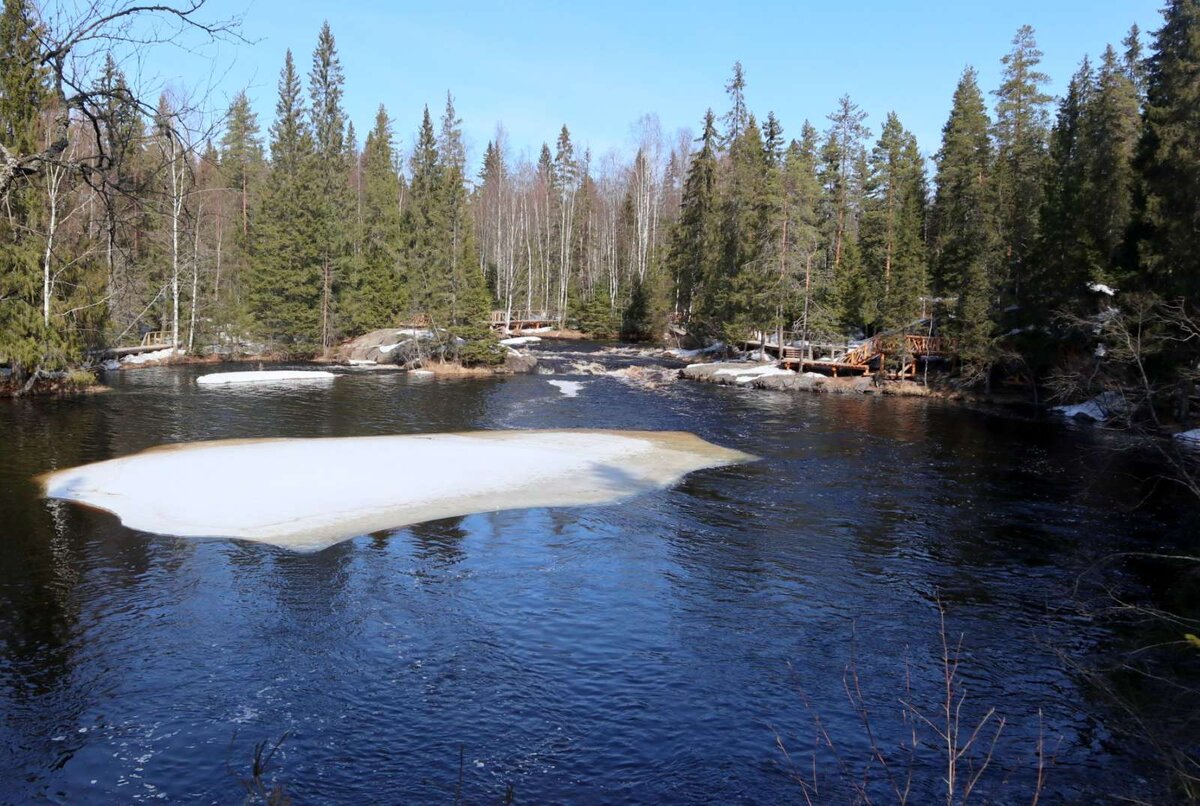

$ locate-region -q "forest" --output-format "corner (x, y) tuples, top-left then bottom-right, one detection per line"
(1, 0), (1199, 414)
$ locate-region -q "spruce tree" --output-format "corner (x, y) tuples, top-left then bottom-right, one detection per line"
(341, 105), (404, 333)
(217, 90), (264, 328)
(992, 25), (1052, 305)
(820, 95), (870, 329)
(1031, 60), (1096, 315)
(1123, 24), (1147, 95)
(250, 50), (323, 350)
(721, 114), (775, 341)
(722, 62), (748, 144)
(308, 22), (353, 346)
(668, 109), (720, 322)
(404, 106), (449, 326)
(440, 94), (499, 364)
(782, 123), (832, 348)
(1086, 46), (1140, 279)
(931, 68), (998, 376)
(1134, 0), (1200, 302)
(861, 112), (928, 332)
(0, 0), (50, 378)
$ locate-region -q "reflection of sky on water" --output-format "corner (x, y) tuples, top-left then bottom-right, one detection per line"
(0, 348), (1183, 803)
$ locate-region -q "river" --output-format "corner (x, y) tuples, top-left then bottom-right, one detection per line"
(0, 343), (1191, 803)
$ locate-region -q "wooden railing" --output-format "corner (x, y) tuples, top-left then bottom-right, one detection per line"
(906, 335), (953, 355)
(489, 310), (558, 325)
(139, 330), (175, 347)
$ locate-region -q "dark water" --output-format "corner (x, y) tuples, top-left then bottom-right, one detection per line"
(0, 345), (1187, 803)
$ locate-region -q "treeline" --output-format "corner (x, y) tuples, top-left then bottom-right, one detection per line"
(2, 0), (1199, 400)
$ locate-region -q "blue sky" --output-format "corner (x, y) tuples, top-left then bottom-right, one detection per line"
(143, 0), (1164, 168)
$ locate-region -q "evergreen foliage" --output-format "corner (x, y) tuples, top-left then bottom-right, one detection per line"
(861, 113), (927, 332)
(341, 105), (404, 333)
(931, 68), (997, 373)
(992, 25), (1052, 305)
(6, 11), (1200, 397)
(250, 50), (323, 351)
(0, 0), (49, 376)
(1134, 0), (1200, 302)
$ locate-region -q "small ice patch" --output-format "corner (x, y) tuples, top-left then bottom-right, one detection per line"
(196, 370), (336, 386)
(500, 336), (542, 346)
(1173, 429), (1200, 446)
(1088, 282), (1117, 296)
(548, 380), (584, 397)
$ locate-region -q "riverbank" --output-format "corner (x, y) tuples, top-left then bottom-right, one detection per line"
(676, 359), (1067, 417)
(0, 369), (107, 399)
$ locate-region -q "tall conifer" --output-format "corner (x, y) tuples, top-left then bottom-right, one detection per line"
(931, 68), (998, 374)
(1134, 0), (1200, 302)
(250, 50), (322, 350)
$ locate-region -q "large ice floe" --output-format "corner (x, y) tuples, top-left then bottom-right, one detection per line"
(196, 370), (336, 385)
(40, 430), (753, 552)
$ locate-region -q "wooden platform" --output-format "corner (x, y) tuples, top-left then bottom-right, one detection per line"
(490, 310), (559, 332)
(777, 333), (955, 378)
(93, 330), (177, 358)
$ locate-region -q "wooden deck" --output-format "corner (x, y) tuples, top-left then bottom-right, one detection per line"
(774, 333), (955, 377)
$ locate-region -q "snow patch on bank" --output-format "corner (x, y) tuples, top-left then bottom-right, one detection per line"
(665, 342), (725, 360)
(121, 347), (181, 365)
(196, 370), (336, 386)
(40, 430), (753, 551)
(1052, 391), (1127, 422)
(712, 364), (797, 384)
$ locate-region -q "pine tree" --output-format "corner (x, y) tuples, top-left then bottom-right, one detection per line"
(1134, 0), (1200, 302)
(861, 112), (928, 332)
(221, 91), (264, 239)
(992, 25), (1052, 305)
(931, 68), (998, 375)
(668, 109), (720, 321)
(0, 0), (50, 379)
(250, 50), (323, 350)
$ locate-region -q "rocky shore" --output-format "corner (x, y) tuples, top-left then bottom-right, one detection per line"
(680, 361), (934, 397)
